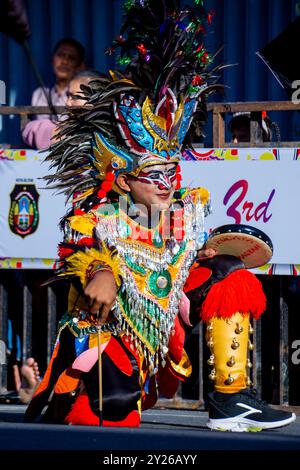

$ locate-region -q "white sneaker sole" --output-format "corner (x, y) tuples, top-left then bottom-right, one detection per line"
(207, 413), (296, 432)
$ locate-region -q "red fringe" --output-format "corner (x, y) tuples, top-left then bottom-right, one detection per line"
(65, 393), (140, 427)
(201, 269), (266, 321)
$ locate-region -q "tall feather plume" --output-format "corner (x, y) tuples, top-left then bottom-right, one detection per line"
(44, 0), (222, 203)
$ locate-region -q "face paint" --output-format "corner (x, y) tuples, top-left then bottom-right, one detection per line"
(131, 166), (177, 190)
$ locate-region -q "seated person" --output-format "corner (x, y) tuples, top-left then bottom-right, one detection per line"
(22, 38), (85, 150)
(228, 111), (279, 143)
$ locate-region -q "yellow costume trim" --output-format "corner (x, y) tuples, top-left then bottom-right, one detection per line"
(168, 350), (192, 379)
(189, 187), (210, 207)
(59, 245), (122, 288)
(89, 331), (112, 348)
(69, 213), (96, 236)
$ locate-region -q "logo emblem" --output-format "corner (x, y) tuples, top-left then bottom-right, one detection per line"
(9, 181), (39, 238)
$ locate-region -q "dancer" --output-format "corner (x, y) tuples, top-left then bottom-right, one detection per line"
(25, 0), (295, 431)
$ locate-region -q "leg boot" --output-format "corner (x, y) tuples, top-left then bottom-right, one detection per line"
(205, 313), (296, 432)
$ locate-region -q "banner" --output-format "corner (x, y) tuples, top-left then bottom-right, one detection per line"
(1, 147), (300, 274)
(0, 149), (68, 269)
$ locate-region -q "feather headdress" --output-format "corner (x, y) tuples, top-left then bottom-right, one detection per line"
(44, 0), (222, 202)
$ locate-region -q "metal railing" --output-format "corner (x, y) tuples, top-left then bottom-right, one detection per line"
(1, 100), (300, 146)
(207, 100), (300, 147)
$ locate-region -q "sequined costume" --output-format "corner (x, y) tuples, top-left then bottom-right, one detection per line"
(25, 0), (295, 431)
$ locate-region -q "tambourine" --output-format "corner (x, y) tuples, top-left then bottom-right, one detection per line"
(205, 224), (273, 269)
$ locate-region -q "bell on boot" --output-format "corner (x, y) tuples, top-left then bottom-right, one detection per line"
(231, 338), (239, 350)
(207, 355), (215, 366)
(227, 356), (236, 367)
(235, 323), (243, 334)
(224, 374), (234, 385)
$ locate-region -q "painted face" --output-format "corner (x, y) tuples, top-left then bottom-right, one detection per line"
(125, 163), (177, 213)
(132, 165), (177, 190)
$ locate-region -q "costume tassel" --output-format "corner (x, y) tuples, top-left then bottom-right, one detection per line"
(201, 269), (266, 321)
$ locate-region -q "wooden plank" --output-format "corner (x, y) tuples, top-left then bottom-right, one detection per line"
(0, 106), (66, 115)
(250, 112), (263, 144)
(47, 287), (57, 364)
(207, 101), (300, 113)
(252, 319), (262, 398)
(220, 142), (300, 148)
(213, 111), (225, 147)
(279, 278), (289, 405)
(0, 284), (8, 391)
(22, 285), (32, 362)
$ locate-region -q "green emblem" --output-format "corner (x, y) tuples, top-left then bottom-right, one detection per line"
(148, 270), (172, 298)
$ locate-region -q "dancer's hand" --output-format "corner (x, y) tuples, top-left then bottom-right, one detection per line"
(84, 270), (117, 323)
(197, 248), (216, 260)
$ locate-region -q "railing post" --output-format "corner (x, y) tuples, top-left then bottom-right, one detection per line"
(250, 112), (263, 144)
(198, 322), (204, 406)
(22, 284), (32, 362)
(212, 111), (225, 147)
(279, 278), (289, 405)
(0, 283), (8, 391)
(252, 318), (262, 398)
(47, 286), (57, 364)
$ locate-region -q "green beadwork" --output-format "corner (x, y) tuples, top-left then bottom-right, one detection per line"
(152, 230), (163, 248)
(171, 241), (187, 265)
(148, 270), (172, 298)
(124, 255), (146, 275)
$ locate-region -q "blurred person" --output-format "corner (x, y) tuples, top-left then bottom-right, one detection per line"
(22, 38), (85, 150)
(66, 70), (100, 107)
(23, 69), (100, 150)
(228, 111), (280, 143)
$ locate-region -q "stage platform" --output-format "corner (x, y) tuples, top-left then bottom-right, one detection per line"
(0, 404), (300, 464)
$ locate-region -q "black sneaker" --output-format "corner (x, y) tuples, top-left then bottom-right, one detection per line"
(207, 389), (296, 432)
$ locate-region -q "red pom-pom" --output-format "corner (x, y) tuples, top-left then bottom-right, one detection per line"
(175, 165), (182, 189)
(74, 207), (85, 215)
(106, 172), (115, 182)
(97, 189), (106, 199)
(101, 181), (113, 192)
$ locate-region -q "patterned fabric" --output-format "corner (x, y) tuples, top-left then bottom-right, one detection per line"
(56, 187), (210, 373)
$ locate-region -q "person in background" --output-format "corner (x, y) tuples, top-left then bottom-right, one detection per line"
(22, 37), (85, 150)
(228, 111), (280, 143)
(66, 70), (100, 107)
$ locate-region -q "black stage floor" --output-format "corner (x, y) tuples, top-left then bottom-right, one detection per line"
(0, 405), (300, 464)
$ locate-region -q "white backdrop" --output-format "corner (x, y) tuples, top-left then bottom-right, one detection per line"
(0, 149), (68, 267)
(0, 147), (299, 274)
(181, 160), (300, 265)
